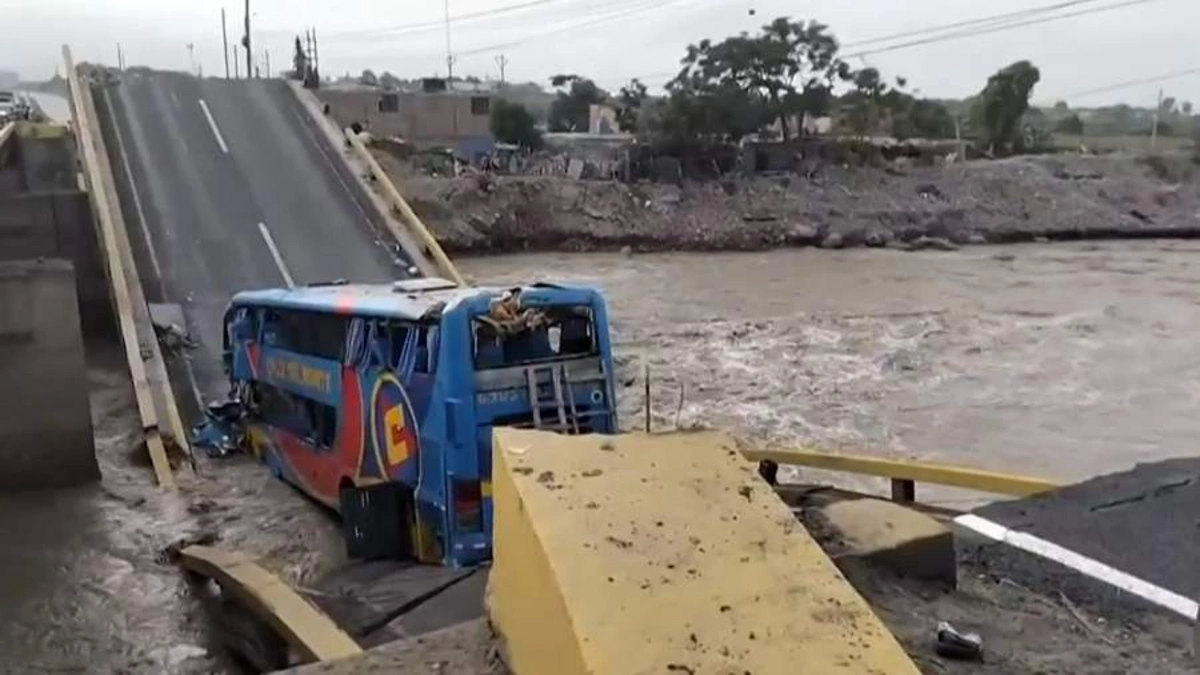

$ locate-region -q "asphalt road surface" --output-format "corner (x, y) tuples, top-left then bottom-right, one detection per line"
(94, 70), (406, 409)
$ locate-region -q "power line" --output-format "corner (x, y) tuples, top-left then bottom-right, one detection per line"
(293, 0), (578, 40)
(842, 0), (1112, 49)
(617, 0), (1152, 89)
(1064, 66), (1200, 99)
(455, 0), (699, 58)
(842, 0), (1158, 59)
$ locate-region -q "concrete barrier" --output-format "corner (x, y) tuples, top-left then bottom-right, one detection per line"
(0, 190), (114, 339)
(0, 258), (98, 490)
(487, 428), (920, 675)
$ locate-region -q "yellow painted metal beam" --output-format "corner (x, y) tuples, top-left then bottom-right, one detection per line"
(742, 447), (1060, 497)
(343, 131), (466, 286)
(63, 46), (178, 490)
(489, 428), (921, 675)
(178, 545), (362, 663)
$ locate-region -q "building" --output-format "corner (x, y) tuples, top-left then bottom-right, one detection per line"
(317, 82), (495, 158)
(588, 104), (620, 135)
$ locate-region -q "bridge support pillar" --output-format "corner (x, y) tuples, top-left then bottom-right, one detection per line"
(0, 259), (98, 490)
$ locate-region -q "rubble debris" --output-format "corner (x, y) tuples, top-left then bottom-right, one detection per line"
(191, 398), (246, 458)
(934, 621), (983, 661)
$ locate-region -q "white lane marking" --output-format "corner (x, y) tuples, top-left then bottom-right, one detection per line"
(955, 513), (1199, 620)
(170, 91), (180, 109)
(105, 87), (206, 411)
(257, 222), (295, 288)
(197, 98), (229, 154)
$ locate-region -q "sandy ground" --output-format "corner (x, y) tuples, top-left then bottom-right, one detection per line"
(387, 152), (1200, 255)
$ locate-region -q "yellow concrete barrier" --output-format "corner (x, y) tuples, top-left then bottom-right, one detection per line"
(488, 428), (921, 675)
(343, 131), (465, 286)
(63, 45), (178, 489)
(743, 447), (1060, 498)
(178, 545), (362, 663)
(0, 122), (14, 151)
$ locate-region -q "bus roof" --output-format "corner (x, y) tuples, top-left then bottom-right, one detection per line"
(229, 278), (600, 321)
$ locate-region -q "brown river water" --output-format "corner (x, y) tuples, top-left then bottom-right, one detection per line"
(4, 241), (1200, 672)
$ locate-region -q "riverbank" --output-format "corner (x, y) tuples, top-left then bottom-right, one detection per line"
(387, 151), (1200, 255)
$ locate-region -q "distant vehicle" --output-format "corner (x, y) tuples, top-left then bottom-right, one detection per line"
(222, 278), (618, 567)
(0, 91), (31, 123)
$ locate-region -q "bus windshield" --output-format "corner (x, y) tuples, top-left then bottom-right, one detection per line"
(472, 299), (597, 370)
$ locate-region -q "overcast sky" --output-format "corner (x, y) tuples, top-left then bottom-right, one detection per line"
(1, 0), (1197, 107)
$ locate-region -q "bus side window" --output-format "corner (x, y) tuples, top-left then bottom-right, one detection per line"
(262, 310), (282, 347)
(388, 322), (410, 370)
(415, 326), (439, 374)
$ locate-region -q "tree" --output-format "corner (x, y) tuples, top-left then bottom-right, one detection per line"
(671, 18), (848, 142)
(360, 69), (378, 86)
(974, 60), (1040, 155)
(840, 68), (903, 139)
(491, 100), (543, 149)
(1055, 113), (1084, 135)
(1183, 101), (1194, 116)
(291, 36), (308, 80)
(893, 98), (956, 140)
(548, 74), (608, 131)
(1053, 100), (1069, 114)
(614, 79), (648, 133)
(379, 71), (403, 89)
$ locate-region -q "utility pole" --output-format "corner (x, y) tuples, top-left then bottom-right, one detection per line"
(221, 8), (230, 79)
(116, 43), (124, 71)
(264, 50), (271, 78)
(243, 0), (252, 79)
(444, 0), (455, 81)
(1150, 87), (1164, 154)
(495, 54), (508, 86)
(186, 43), (196, 75)
(234, 56), (240, 79)
(312, 27), (320, 83)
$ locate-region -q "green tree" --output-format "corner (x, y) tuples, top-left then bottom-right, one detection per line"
(893, 98), (956, 139)
(1055, 113), (1084, 135)
(672, 18), (847, 142)
(491, 100), (543, 149)
(379, 71), (403, 89)
(291, 36), (308, 80)
(974, 60), (1040, 155)
(1183, 101), (1193, 115)
(614, 79), (648, 133)
(548, 74), (608, 132)
(360, 69), (378, 86)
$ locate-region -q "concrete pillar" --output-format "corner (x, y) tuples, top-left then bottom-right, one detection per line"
(0, 259), (99, 490)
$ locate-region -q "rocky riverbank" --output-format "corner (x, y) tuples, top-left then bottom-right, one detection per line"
(387, 151), (1200, 255)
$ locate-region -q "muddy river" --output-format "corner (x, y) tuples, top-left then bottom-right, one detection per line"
(4, 241), (1200, 672)
(465, 241), (1200, 502)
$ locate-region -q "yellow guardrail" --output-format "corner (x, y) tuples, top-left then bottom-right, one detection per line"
(179, 545), (362, 664)
(343, 131), (466, 286)
(742, 447), (1061, 502)
(64, 46), (182, 489)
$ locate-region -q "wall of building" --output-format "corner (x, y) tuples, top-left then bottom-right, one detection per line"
(318, 89), (494, 156)
(0, 259), (99, 490)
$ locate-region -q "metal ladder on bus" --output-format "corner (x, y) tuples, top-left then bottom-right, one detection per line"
(524, 364), (580, 433)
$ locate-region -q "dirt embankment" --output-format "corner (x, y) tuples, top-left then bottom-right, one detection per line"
(384, 152), (1200, 255)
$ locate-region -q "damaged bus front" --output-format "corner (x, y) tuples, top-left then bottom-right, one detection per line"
(222, 279), (617, 568)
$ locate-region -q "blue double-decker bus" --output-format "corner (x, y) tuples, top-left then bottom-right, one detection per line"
(222, 278), (618, 567)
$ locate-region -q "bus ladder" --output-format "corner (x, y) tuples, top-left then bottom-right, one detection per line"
(524, 364), (580, 433)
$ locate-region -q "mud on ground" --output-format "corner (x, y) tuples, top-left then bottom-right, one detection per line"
(384, 151), (1200, 254)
